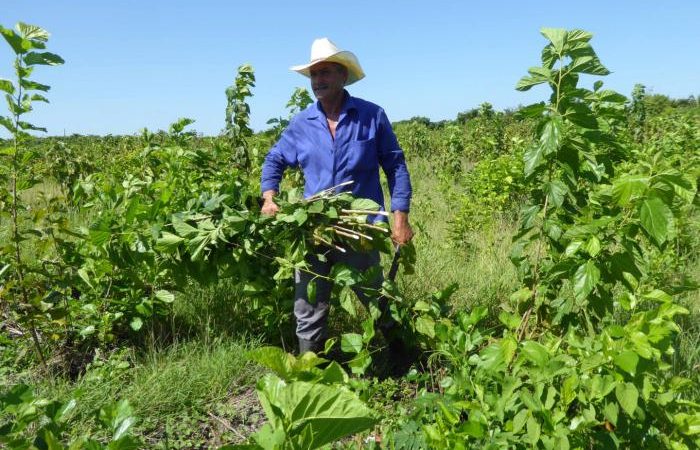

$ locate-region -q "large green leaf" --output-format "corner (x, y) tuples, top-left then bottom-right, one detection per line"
(565, 29), (593, 45)
(573, 260), (600, 301)
(248, 347), (327, 381)
(524, 143), (544, 177)
(256, 374), (377, 449)
(615, 382), (639, 417)
(0, 79), (14, 95)
(516, 102), (546, 119)
(350, 197), (381, 211)
(516, 67), (552, 91)
(613, 351), (639, 376)
(0, 26), (28, 54)
(17, 22), (49, 42)
(612, 175), (649, 206)
(540, 28), (567, 53)
(479, 335), (517, 372)
(520, 340), (550, 367)
(415, 315), (436, 338)
(639, 196), (673, 246)
(20, 79), (50, 92)
(341, 333), (363, 354)
(543, 180), (568, 207)
(24, 51), (64, 66)
(539, 115), (562, 156)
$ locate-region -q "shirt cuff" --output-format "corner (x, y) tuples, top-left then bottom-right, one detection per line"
(390, 197), (411, 213)
(260, 181), (280, 194)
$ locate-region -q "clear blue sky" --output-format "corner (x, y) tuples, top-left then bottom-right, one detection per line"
(2, 0), (698, 137)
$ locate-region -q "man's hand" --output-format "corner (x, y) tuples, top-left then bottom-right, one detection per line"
(261, 190), (280, 216)
(391, 210), (414, 245)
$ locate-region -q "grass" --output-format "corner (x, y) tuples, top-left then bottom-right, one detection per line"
(35, 337), (262, 446)
(397, 157), (518, 311)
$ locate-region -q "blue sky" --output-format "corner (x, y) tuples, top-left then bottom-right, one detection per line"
(2, 1), (698, 136)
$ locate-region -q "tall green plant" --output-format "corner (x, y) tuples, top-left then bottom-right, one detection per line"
(224, 63), (255, 169)
(0, 22), (64, 367)
(391, 28), (699, 449)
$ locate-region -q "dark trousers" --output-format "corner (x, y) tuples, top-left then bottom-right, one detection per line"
(294, 248), (384, 342)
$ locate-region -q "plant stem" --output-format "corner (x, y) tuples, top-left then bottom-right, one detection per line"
(10, 54), (48, 370)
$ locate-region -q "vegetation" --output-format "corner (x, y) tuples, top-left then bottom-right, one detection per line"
(1, 23), (699, 449)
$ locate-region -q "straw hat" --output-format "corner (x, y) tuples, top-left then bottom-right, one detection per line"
(290, 38), (365, 86)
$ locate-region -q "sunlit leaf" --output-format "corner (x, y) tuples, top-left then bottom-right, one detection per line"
(24, 51), (64, 66)
(573, 260), (600, 301)
(639, 197), (673, 246)
(615, 382), (639, 417)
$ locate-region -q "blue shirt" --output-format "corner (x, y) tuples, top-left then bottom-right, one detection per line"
(261, 91), (412, 216)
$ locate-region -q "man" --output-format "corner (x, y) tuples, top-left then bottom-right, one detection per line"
(260, 37), (413, 354)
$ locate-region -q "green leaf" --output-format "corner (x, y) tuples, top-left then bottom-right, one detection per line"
(0, 78), (14, 95)
(252, 423), (285, 450)
(479, 335), (517, 372)
(565, 103), (598, 129)
(0, 115), (16, 133)
(130, 317), (143, 331)
(601, 402), (619, 429)
(0, 26), (28, 54)
(516, 102), (546, 119)
(539, 115), (562, 156)
(512, 409), (528, 434)
(583, 236), (601, 257)
(561, 375), (579, 406)
(293, 207), (308, 225)
(350, 197), (381, 211)
(155, 232), (184, 251)
(612, 175), (649, 206)
(573, 260), (600, 301)
(516, 67), (552, 91)
(566, 29), (593, 45)
(256, 375), (377, 448)
(615, 382), (639, 417)
(520, 340), (550, 367)
(526, 415), (541, 445)
(524, 143), (544, 178)
(673, 413), (700, 436)
(339, 286), (356, 316)
(155, 290), (175, 303)
(639, 197), (673, 246)
(171, 216), (198, 237)
(416, 315), (436, 338)
(341, 333), (363, 354)
(498, 311), (521, 331)
(348, 349), (372, 375)
(642, 289), (673, 303)
(20, 79), (50, 92)
(17, 22), (49, 42)
(17, 121), (47, 132)
(24, 51), (64, 66)
(544, 180), (568, 207)
(613, 351), (639, 376)
(29, 93), (49, 103)
(541, 28), (567, 53)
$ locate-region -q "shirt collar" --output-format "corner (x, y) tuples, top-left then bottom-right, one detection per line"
(308, 90), (357, 119)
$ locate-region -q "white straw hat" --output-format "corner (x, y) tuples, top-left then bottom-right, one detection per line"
(290, 37), (365, 86)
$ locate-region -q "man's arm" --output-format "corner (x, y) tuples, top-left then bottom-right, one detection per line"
(261, 189), (279, 216)
(376, 109), (414, 245)
(260, 123), (300, 216)
(392, 210), (414, 245)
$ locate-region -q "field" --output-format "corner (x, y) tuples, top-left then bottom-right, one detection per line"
(2, 25), (700, 449)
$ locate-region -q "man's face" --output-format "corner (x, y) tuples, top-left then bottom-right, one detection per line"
(309, 62), (347, 101)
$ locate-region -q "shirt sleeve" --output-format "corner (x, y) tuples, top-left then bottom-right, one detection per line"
(260, 120), (300, 193)
(376, 109), (412, 212)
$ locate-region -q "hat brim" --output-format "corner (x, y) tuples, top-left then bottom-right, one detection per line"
(290, 51), (365, 86)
